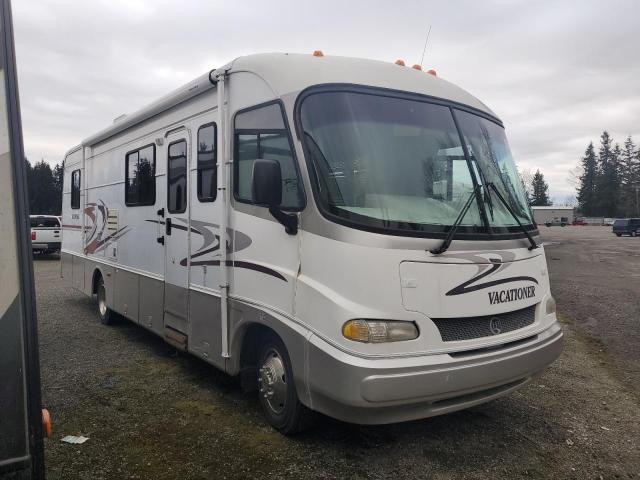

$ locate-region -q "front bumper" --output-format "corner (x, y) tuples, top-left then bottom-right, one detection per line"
(306, 322), (563, 424)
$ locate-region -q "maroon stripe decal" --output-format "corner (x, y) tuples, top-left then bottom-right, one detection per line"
(189, 259), (287, 282)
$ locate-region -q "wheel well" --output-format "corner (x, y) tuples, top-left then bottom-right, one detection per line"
(239, 323), (277, 393)
(91, 269), (103, 295)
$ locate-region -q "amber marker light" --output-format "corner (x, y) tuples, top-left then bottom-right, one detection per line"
(412, 64), (422, 70)
(395, 59), (406, 66)
(313, 50), (324, 57)
(42, 408), (52, 438)
(426, 69), (437, 76)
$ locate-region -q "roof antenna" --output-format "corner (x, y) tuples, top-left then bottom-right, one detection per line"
(420, 25), (432, 65)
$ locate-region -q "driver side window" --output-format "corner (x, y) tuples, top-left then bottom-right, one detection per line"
(233, 102), (304, 210)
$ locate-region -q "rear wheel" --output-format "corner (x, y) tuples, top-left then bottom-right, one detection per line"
(257, 333), (314, 434)
(96, 276), (114, 325)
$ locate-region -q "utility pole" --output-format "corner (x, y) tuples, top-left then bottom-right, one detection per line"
(635, 185), (639, 216)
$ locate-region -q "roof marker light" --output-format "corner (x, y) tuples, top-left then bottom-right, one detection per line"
(313, 50), (324, 57)
(412, 64), (422, 71)
(395, 59), (406, 66)
(426, 69), (437, 76)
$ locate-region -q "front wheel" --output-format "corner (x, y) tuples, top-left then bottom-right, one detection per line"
(96, 276), (114, 325)
(257, 333), (314, 434)
(616, 233), (622, 237)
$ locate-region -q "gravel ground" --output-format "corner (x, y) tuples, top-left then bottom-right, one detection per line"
(541, 225), (640, 394)
(34, 234), (640, 479)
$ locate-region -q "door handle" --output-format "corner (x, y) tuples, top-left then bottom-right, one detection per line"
(165, 218), (172, 236)
(157, 236), (165, 245)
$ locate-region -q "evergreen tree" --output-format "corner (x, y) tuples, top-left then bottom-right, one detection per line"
(577, 142), (598, 215)
(530, 169), (551, 206)
(52, 162), (64, 214)
(595, 132), (621, 216)
(620, 136), (638, 216)
(26, 158), (62, 215)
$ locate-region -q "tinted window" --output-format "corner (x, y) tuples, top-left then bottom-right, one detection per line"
(234, 103), (304, 210)
(614, 219), (628, 226)
(71, 169), (81, 209)
(168, 140), (187, 213)
(125, 144), (156, 206)
(30, 217), (59, 228)
(197, 123), (216, 202)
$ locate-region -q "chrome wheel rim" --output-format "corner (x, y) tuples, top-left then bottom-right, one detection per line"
(98, 283), (107, 317)
(258, 349), (287, 415)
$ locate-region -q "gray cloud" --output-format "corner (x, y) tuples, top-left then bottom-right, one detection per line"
(14, 0), (640, 199)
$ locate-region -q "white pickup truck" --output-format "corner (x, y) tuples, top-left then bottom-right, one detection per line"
(30, 215), (61, 254)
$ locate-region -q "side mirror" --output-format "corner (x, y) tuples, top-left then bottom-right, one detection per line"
(250, 158), (298, 235)
(251, 159), (282, 207)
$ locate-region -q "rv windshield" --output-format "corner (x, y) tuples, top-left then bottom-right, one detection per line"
(299, 90), (534, 236)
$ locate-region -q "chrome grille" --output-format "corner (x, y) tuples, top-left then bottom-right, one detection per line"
(432, 305), (537, 342)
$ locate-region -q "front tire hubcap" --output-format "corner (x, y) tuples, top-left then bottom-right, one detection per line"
(258, 349), (287, 415)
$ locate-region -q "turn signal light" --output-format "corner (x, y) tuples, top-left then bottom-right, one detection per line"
(313, 50), (324, 57)
(42, 408), (52, 438)
(426, 69), (437, 76)
(342, 319), (419, 343)
(412, 64), (422, 71)
(546, 296), (557, 314)
(395, 59), (406, 66)
(31, 231), (36, 241)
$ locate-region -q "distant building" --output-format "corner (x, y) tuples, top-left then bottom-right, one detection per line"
(531, 206), (575, 226)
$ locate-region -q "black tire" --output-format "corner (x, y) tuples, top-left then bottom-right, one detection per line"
(256, 333), (315, 434)
(96, 275), (114, 325)
(616, 233), (622, 237)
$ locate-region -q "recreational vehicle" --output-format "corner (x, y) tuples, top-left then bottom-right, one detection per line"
(61, 52), (563, 433)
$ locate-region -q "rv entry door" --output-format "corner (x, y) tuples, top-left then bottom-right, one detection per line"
(163, 131), (191, 345)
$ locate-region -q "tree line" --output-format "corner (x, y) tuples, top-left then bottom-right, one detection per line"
(577, 131), (640, 217)
(26, 159), (63, 215)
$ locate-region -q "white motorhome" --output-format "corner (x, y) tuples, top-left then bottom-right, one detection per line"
(61, 53), (563, 433)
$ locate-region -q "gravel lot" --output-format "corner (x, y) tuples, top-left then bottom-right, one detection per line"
(542, 225), (640, 394)
(35, 229), (640, 479)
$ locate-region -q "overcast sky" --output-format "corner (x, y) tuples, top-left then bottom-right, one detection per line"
(13, 0), (640, 201)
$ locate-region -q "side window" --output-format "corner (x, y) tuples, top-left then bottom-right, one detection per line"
(168, 139), (187, 213)
(233, 102), (304, 210)
(71, 169), (81, 209)
(197, 123), (216, 202)
(125, 144), (156, 206)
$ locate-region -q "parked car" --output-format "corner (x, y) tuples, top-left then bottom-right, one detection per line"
(612, 218), (640, 237)
(545, 217), (569, 227)
(30, 215), (61, 254)
(572, 218), (587, 226)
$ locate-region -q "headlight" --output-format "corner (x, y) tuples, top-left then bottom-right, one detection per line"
(342, 320), (419, 343)
(546, 295), (556, 314)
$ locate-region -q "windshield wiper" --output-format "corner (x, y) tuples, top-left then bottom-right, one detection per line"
(430, 184), (482, 255)
(486, 182), (538, 250)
